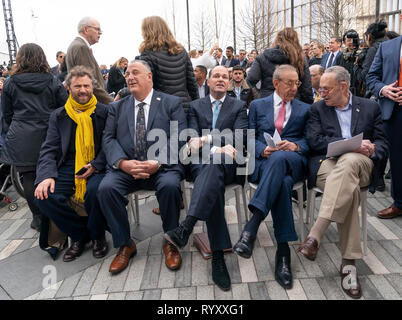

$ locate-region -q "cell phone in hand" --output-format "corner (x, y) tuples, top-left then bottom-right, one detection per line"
(76, 167), (88, 176)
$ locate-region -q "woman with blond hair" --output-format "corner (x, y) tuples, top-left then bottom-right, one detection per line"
(247, 28), (313, 104)
(138, 16), (198, 114)
(107, 57), (128, 95)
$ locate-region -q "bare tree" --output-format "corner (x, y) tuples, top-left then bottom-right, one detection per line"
(311, 0), (357, 44)
(192, 10), (214, 51)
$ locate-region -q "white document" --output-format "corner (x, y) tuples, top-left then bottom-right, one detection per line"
(326, 133), (364, 158)
(264, 130), (282, 148)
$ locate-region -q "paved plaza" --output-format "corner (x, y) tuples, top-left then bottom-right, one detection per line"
(0, 180), (401, 301)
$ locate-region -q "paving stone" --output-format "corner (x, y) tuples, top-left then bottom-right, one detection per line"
(107, 292), (126, 300)
(124, 255), (147, 292)
(225, 252), (242, 284)
(232, 283), (251, 300)
(300, 278), (327, 300)
(286, 279), (308, 300)
(237, 255), (258, 283)
(175, 251), (192, 288)
(368, 275), (402, 300)
(73, 263), (101, 297)
(366, 223), (384, 241)
(248, 282), (269, 300)
(136, 238), (151, 256)
(252, 247), (274, 281)
(143, 289), (161, 300)
(148, 233), (163, 255)
(179, 287), (196, 300)
(191, 252), (208, 286)
(90, 294), (108, 300)
(0, 220), (26, 240)
(55, 271), (83, 298)
(214, 285), (233, 300)
(379, 240), (402, 266)
(11, 239), (37, 256)
(359, 276), (384, 300)
(8, 219), (31, 240)
(288, 246), (308, 279)
(0, 240), (23, 260)
(257, 222), (274, 247)
(106, 258), (131, 293)
(378, 219), (402, 239)
(126, 291), (144, 300)
(158, 260), (176, 289)
(73, 295), (90, 300)
(325, 224), (340, 243)
(265, 280), (288, 300)
(37, 281), (62, 300)
(368, 217), (399, 240)
(297, 246), (324, 278)
(385, 274), (402, 296)
(196, 285), (215, 300)
(90, 255), (115, 295)
(0, 285), (11, 300)
(362, 245), (390, 275)
(317, 277), (347, 300)
(161, 288), (179, 300)
(367, 241), (402, 273)
(140, 255), (162, 290)
(314, 245), (340, 277)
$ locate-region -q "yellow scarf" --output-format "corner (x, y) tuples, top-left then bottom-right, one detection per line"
(64, 94), (97, 203)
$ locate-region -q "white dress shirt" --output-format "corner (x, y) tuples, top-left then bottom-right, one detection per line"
(273, 92), (292, 128)
(77, 35), (91, 48)
(134, 89), (153, 130)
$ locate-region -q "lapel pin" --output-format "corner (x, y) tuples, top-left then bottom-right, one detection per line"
(356, 109), (360, 113)
(157, 97), (161, 101)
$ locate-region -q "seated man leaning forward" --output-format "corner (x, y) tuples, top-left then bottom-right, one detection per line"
(97, 60), (187, 275)
(164, 65), (248, 292)
(299, 66), (388, 299)
(34, 66), (109, 262)
(233, 64), (310, 290)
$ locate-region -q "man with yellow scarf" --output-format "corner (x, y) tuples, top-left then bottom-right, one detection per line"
(34, 66), (109, 262)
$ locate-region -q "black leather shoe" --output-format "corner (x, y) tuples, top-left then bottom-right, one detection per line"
(63, 240), (87, 262)
(212, 254), (231, 292)
(93, 238), (108, 259)
(275, 251), (293, 290)
(233, 231), (256, 259)
(164, 224), (192, 249)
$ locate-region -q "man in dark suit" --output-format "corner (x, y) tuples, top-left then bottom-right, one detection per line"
(366, 35), (402, 219)
(239, 49), (249, 68)
(194, 65), (210, 98)
(164, 66), (248, 291)
(321, 37), (342, 70)
(299, 66), (388, 299)
(97, 60), (187, 275)
(51, 51), (65, 77)
(66, 17), (113, 105)
(222, 46), (240, 68)
(233, 65), (310, 290)
(34, 66), (109, 262)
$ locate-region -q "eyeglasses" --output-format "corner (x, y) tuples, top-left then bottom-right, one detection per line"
(87, 26), (103, 33)
(58, 55), (65, 59)
(319, 87), (336, 94)
(280, 80), (302, 88)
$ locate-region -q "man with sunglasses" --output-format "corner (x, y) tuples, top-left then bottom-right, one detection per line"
(299, 66), (388, 299)
(51, 51), (65, 77)
(233, 65), (310, 290)
(66, 17), (113, 105)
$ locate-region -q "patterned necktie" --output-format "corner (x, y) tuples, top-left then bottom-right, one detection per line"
(399, 56), (402, 87)
(275, 100), (287, 135)
(212, 100), (222, 129)
(314, 89), (322, 103)
(134, 102), (147, 161)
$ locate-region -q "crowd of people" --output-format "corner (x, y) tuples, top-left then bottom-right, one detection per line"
(0, 14), (401, 300)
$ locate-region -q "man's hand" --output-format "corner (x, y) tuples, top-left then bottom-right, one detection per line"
(216, 144), (237, 159)
(262, 147), (278, 158)
(354, 140), (375, 158)
(35, 178), (55, 200)
(382, 81), (402, 104)
(119, 160), (160, 180)
(188, 137), (207, 153)
(76, 164), (96, 180)
(276, 140), (299, 152)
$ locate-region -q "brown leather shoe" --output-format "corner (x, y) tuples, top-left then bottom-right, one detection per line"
(298, 236), (319, 261)
(340, 264), (362, 299)
(163, 241), (182, 271)
(377, 206), (402, 219)
(109, 242), (137, 275)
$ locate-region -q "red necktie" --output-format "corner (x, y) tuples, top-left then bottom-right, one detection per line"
(399, 56), (402, 87)
(275, 101), (286, 134)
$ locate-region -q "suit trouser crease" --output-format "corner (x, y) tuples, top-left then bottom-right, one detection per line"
(316, 153), (373, 259)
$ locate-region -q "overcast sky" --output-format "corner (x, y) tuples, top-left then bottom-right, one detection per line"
(0, 0), (247, 67)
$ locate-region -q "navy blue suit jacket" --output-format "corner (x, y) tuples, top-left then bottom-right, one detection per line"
(321, 51), (342, 69)
(221, 57), (240, 68)
(35, 104), (108, 185)
(248, 94), (310, 183)
(366, 36), (402, 121)
(102, 90), (187, 174)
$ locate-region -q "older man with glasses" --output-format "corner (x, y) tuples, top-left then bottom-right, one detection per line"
(66, 17), (113, 105)
(299, 66), (388, 299)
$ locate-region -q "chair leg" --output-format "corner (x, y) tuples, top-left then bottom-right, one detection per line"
(361, 190), (368, 256)
(234, 187), (243, 238)
(134, 194), (140, 226)
(181, 181), (189, 213)
(309, 190), (317, 230)
(297, 188), (305, 241)
(241, 187), (249, 223)
(127, 195), (135, 225)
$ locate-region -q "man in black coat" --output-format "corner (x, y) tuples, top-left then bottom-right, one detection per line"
(164, 66), (248, 292)
(34, 66), (109, 262)
(298, 66), (388, 299)
(97, 60), (187, 275)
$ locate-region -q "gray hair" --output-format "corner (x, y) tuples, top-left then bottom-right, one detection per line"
(130, 59), (152, 73)
(273, 64), (298, 81)
(325, 66), (350, 87)
(78, 17), (96, 33)
(309, 64), (324, 75)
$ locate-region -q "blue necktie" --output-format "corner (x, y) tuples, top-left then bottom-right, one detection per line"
(212, 101), (222, 129)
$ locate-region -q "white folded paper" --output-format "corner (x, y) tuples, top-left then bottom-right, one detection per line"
(326, 133), (364, 158)
(264, 130), (282, 148)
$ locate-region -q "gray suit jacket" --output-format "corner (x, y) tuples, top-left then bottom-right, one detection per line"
(66, 37), (113, 105)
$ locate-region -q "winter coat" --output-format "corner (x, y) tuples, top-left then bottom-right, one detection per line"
(0, 73), (68, 166)
(139, 48), (199, 113)
(247, 46), (314, 104)
(107, 66), (127, 95)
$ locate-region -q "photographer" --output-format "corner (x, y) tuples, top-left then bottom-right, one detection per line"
(335, 29), (364, 96)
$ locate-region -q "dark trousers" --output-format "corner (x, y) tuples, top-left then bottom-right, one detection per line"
(249, 151), (305, 243)
(97, 169), (182, 248)
(384, 105), (402, 209)
(188, 158), (237, 252)
(34, 162), (107, 242)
